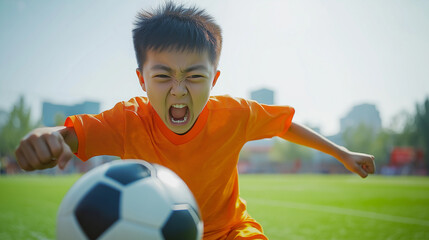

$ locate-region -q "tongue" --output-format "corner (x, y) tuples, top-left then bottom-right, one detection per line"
(170, 107), (188, 119)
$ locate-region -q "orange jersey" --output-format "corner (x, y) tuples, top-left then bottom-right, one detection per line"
(65, 95), (294, 238)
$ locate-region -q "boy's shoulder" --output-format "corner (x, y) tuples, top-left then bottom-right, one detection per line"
(208, 95), (253, 110)
(117, 96), (148, 109)
(112, 96), (151, 115)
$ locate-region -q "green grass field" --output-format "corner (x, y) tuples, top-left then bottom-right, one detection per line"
(1, 174), (428, 240)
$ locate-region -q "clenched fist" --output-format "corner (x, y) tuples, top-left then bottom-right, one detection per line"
(339, 149), (376, 178)
(15, 126), (78, 171)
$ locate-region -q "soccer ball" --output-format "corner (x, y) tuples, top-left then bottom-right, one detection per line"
(57, 160), (202, 240)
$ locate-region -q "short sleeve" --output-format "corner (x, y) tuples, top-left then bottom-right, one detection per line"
(245, 100), (295, 141)
(64, 102), (125, 161)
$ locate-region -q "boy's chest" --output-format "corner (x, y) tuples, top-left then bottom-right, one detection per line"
(122, 126), (245, 188)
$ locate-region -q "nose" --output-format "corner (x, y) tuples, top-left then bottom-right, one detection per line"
(170, 80), (188, 97)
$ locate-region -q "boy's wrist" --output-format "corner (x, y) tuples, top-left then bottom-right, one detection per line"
(333, 145), (351, 163)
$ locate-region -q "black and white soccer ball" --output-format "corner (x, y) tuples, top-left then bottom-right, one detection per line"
(57, 160), (202, 240)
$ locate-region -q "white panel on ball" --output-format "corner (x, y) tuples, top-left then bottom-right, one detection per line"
(121, 177), (172, 228)
(154, 164), (199, 209)
(56, 215), (87, 240)
(99, 220), (163, 240)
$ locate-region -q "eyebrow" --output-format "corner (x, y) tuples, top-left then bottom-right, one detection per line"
(151, 64), (208, 73)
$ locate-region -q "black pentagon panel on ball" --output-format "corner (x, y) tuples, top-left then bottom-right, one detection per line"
(74, 183), (120, 240)
(162, 208), (198, 240)
(105, 162), (152, 185)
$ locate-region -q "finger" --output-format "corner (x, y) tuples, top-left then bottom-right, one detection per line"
(58, 142), (74, 170)
(366, 156), (376, 174)
(50, 132), (71, 170)
(15, 148), (33, 171)
(45, 133), (63, 159)
(355, 165), (368, 178)
(29, 135), (53, 164)
(20, 142), (40, 170)
(39, 160), (58, 170)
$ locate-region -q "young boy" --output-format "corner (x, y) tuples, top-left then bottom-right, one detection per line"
(15, 2), (375, 239)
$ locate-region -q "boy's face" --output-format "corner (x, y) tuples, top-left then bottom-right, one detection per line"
(136, 49), (220, 134)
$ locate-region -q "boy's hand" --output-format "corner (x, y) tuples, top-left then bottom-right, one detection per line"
(339, 148), (376, 178)
(15, 127), (74, 171)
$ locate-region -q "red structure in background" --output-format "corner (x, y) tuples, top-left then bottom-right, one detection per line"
(384, 147), (426, 175)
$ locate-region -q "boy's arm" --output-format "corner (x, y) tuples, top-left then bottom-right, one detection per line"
(282, 122), (375, 178)
(15, 126), (78, 171)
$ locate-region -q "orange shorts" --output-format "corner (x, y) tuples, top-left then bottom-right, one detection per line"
(204, 218), (268, 240)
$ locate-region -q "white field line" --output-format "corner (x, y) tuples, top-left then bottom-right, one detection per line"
(248, 198), (429, 227)
(30, 231), (49, 240)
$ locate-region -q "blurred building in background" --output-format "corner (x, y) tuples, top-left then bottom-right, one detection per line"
(315, 103), (382, 174)
(42, 101), (100, 127)
(325, 103), (382, 147)
(250, 88), (274, 105)
(340, 103), (382, 134)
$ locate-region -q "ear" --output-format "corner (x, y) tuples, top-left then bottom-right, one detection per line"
(136, 68), (146, 92)
(212, 70), (221, 89)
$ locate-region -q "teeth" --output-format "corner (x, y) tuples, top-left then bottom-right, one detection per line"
(171, 104), (187, 108)
(171, 116), (188, 124)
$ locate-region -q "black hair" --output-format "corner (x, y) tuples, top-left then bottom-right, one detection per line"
(132, 1), (222, 70)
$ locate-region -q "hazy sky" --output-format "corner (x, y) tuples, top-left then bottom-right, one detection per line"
(1, 0), (428, 135)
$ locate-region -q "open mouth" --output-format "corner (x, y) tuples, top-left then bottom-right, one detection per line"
(169, 104), (190, 125)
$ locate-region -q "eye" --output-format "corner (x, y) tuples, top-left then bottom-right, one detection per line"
(187, 75), (205, 82)
(154, 74), (170, 78)
(190, 75), (204, 78)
